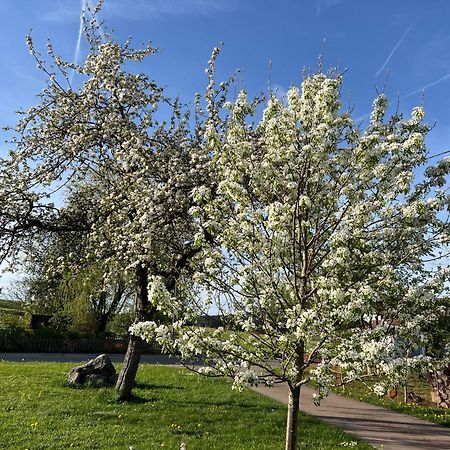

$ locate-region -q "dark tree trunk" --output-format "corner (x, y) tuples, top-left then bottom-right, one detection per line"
(95, 278), (126, 335)
(92, 291), (107, 334)
(285, 346), (304, 450)
(116, 266), (153, 400)
(96, 313), (108, 334)
(285, 384), (301, 450)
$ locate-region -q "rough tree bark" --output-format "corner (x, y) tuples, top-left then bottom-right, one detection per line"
(115, 248), (199, 400)
(430, 364), (450, 408)
(116, 266), (153, 400)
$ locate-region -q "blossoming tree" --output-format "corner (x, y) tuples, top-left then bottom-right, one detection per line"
(0, 12), (218, 399)
(133, 70), (450, 448)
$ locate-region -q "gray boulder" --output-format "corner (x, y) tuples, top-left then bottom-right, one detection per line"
(68, 354), (117, 386)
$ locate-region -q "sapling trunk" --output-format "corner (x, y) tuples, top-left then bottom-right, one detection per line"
(285, 384), (301, 450)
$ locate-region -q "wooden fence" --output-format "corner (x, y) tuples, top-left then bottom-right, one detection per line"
(0, 335), (159, 354)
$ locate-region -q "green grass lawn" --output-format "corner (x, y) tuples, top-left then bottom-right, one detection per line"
(0, 299), (23, 316)
(0, 362), (373, 449)
(337, 376), (450, 428)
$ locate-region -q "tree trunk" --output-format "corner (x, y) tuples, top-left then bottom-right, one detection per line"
(115, 334), (144, 400)
(95, 278), (126, 335)
(96, 313), (108, 334)
(116, 266), (152, 400)
(285, 384), (301, 450)
(430, 364), (450, 408)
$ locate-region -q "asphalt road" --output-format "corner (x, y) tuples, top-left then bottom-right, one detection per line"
(0, 352), (181, 364)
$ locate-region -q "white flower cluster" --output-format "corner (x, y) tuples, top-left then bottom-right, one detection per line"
(156, 69), (450, 396)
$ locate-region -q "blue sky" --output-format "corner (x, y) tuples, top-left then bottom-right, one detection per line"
(1, 1), (450, 143)
(1, 0), (450, 290)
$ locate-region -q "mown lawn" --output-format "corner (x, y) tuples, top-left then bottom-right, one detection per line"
(337, 376), (450, 428)
(0, 299), (23, 316)
(0, 362), (373, 449)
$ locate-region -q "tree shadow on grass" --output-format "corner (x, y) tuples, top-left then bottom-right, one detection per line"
(166, 397), (285, 412)
(114, 394), (154, 404)
(65, 380), (116, 389)
(134, 382), (184, 390)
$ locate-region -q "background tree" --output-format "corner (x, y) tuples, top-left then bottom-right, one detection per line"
(23, 259), (131, 335)
(133, 71), (450, 449)
(18, 181), (132, 335)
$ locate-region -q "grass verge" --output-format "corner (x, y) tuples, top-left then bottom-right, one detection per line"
(0, 299), (23, 316)
(337, 376), (450, 427)
(0, 361), (372, 449)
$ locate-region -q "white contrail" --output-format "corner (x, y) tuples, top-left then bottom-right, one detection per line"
(354, 73), (450, 120)
(401, 73), (450, 100)
(375, 24), (413, 78)
(70, 0), (86, 84)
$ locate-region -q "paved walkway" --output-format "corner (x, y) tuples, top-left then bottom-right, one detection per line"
(252, 383), (450, 450)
